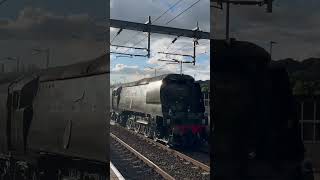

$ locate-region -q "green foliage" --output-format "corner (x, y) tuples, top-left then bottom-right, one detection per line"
(197, 80), (210, 92)
(292, 80), (320, 96)
(273, 58), (320, 96)
(196, 58), (320, 96)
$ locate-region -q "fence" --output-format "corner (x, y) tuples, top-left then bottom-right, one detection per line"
(296, 96), (320, 144)
(203, 91), (210, 109)
(201, 92), (320, 145)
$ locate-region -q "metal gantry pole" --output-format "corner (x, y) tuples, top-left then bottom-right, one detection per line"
(314, 101), (317, 143)
(301, 101), (304, 141)
(193, 40), (196, 65)
(46, 48), (50, 68)
(269, 41), (276, 60)
(226, 1), (230, 40)
(213, 0), (273, 40)
(270, 43), (272, 58)
(110, 17), (209, 65)
(110, 19), (210, 39)
(32, 48), (50, 69)
(0, 63), (4, 73)
(16, 57), (20, 72)
(147, 16), (151, 58)
(1, 57), (20, 72)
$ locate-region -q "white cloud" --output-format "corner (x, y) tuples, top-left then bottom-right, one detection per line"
(110, 0), (114, 8)
(110, 27), (116, 33)
(211, 2), (320, 60)
(112, 63), (138, 72)
(111, 0), (209, 31)
(110, 0), (210, 83)
(0, 7), (107, 69)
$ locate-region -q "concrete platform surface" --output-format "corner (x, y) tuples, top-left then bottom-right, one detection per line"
(110, 162), (125, 180)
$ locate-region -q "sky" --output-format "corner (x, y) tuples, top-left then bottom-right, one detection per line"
(0, 0), (107, 72)
(110, 0), (210, 84)
(211, 0), (320, 61)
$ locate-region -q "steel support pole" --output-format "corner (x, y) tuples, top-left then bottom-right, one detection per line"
(147, 16), (151, 58)
(46, 49), (50, 68)
(193, 40), (196, 65)
(226, 1), (230, 40)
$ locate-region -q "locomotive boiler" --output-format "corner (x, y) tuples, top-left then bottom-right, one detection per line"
(111, 74), (207, 146)
(0, 54), (108, 180)
(211, 39), (305, 179)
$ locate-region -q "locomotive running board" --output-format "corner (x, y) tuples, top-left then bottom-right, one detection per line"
(136, 120), (148, 125)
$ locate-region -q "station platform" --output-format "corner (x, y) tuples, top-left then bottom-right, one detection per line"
(110, 162), (125, 180)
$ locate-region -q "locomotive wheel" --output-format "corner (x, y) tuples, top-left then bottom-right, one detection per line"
(0, 160), (9, 180)
(162, 136), (170, 144)
(126, 119), (132, 130)
(12, 162), (29, 180)
(144, 126), (151, 137)
(28, 166), (44, 180)
(31, 170), (39, 180)
(134, 124), (140, 133)
(119, 115), (128, 126)
(153, 131), (158, 142)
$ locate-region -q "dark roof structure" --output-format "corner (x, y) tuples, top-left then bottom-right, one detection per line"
(39, 54), (109, 82)
(0, 72), (25, 85)
(212, 39), (271, 72)
(1, 54), (109, 84)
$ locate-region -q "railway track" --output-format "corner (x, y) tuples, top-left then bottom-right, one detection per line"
(126, 126), (210, 166)
(110, 133), (169, 179)
(112, 123), (210, 167)
(111, 124), (210, 179)
(179, 149), (210, 166)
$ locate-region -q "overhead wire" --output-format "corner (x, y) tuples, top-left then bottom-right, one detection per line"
(153, 0), (185, 23)
(165, 0), (201, 25)
(121, 31), (141, 46)
(122, 33), (148, 54)
(115, 0), (205, 60)
(162, 0), (203, 54)
(110, 28), (123, 44)
(122, 0), (186, 54)
(110, 34), (118, 44)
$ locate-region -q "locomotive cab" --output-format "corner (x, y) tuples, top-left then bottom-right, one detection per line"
(7, 75), (39, 153)
(160, 75), (207, 146)
(161, 80), (205, 124)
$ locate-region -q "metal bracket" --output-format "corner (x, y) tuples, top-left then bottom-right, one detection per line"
(110, 17), (208, 61)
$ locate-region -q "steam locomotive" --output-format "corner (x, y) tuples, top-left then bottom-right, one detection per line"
(111, 74), (207, 146)
(211, 39), (306, 179)
(0, 55), (108, 180)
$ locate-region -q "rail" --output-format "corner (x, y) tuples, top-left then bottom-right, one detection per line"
(116, 124), (210, 172)
(110, 133), (175, 180)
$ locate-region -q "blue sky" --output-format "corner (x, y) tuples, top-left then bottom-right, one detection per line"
(110, 0), (210, 84)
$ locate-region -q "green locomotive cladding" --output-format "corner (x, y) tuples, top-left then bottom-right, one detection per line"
(0, 55), (108, 180)
(111, 74), (207, 146)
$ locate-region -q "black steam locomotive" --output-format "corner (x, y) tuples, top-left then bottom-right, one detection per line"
(111, 74), (207, 146)
(211, 39), (306, 179)
(0, 55), (108, 180)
